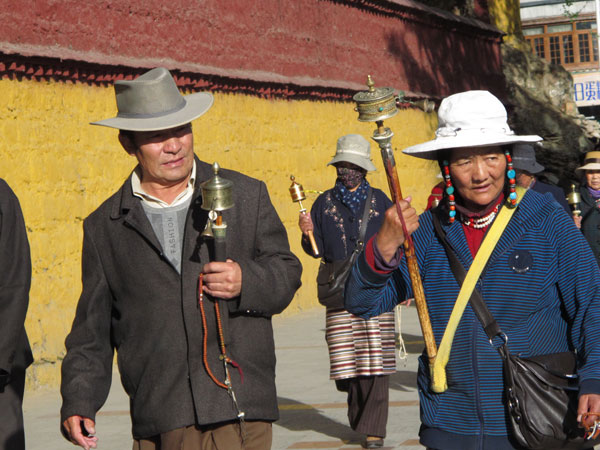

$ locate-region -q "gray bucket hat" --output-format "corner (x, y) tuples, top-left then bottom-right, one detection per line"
(91, 67), (214, 131)
(512, 144), (545, 174)
(327, 134), (377, 172)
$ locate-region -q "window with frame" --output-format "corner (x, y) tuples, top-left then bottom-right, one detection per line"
(524, 20), (598, 68)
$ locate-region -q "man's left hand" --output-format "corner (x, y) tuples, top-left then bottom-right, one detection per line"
(201, 259), (242, 299)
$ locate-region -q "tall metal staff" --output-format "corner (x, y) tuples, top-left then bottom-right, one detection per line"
(352, 76), (437, 365)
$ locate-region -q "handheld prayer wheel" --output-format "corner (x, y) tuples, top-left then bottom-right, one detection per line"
(200, 162), (234, 262)
(353, 75), (437, 367)
(289, 175), (319, 256)
(566, 183), (582, 217)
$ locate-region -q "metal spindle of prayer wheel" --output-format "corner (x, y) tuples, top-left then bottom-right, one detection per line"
(289, 175), (319, 257)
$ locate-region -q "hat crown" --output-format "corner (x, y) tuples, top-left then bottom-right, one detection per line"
(437, 90), (511, 136)
(512, 143), (544, 173)
(114, 67), (186, 117)
(327, 134), (376, 171)
(336, 134), (371, 158)
(584, 151), (600, 162)
(512, 144), (536, 161)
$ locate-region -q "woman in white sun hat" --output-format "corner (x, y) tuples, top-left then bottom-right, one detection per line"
(345, 90), (600, 449)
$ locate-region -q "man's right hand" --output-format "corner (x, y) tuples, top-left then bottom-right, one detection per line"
(298, 212), (314, 235)
(62, 416), (98, 449)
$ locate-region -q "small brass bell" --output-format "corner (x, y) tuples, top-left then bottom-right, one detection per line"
(289, 175), (307, 211)
(200, 162), (234, 212)
(566, 183), (582, 216)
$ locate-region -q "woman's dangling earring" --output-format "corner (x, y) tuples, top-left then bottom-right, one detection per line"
(443, 160), (456, 223)
(505, 149), (518, 207)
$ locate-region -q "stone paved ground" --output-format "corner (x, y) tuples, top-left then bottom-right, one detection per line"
(23, 305), (424, 449)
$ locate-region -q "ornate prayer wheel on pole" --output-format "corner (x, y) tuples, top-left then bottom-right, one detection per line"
(353, 75), (438, 365)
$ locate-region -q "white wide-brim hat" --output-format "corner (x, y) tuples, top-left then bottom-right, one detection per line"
(576, 151), (600, 172)
(327, 134), (377, 172)
(91, 67), (214, 131)
(403, 90), (542, 160)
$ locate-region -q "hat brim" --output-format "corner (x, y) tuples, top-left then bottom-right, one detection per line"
(327, 154), (377, 172)
(90, 92), (214, 131)
(576, 162), (600, 172)
(403, 133), (543, 160)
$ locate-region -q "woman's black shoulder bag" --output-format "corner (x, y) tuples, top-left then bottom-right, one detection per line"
(316, 188), (372, 309)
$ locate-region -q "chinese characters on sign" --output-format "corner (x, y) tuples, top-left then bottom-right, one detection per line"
(574, 73), (600, 106)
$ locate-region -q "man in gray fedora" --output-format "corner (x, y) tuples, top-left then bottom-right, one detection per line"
(60, 67), (302, 450)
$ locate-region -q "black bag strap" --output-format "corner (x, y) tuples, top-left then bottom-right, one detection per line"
(355, 187), (373, 252)
(432, 211), (503, 341)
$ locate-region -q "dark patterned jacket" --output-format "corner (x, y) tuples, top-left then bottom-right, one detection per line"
(301, 183), (392, 262)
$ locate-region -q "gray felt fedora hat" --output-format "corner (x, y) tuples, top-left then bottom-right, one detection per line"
(512, 143), (544, 174)
(327, 134), (377, 171)
(91, 67), (214, 131)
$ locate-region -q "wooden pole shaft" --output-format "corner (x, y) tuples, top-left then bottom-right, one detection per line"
(375, 123), (437, 364)
(307, 229), (320, 257)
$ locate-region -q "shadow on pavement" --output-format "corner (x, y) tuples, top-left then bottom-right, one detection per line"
(276, 396), (362, 444)
(389, 370), (418, 392)
(397, 333), (426, 354)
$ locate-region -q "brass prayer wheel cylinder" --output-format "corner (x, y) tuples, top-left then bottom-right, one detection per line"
(289, 175), (306, 203)
(566, 183), (581, 215)
(566, 183), (581, 207)
(353, 75), (399, 123)
(200, 162), (234, 212)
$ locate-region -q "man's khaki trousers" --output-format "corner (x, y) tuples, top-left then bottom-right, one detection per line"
(133, 421), (272, 450)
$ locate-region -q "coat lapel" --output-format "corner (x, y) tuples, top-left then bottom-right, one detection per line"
(443, 219), (473, 269)
(110, 174), (164, 255)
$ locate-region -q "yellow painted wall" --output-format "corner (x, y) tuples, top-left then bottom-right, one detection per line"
(488, 0), (529, 51)
(0, 78), (439, 389)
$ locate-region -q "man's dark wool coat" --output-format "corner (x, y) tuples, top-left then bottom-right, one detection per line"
(60, 158), (302, 439)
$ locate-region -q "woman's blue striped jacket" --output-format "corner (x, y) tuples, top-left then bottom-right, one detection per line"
(345, 189), (600, 450)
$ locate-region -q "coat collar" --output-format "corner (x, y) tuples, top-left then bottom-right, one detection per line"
(108, 155), (211, 252)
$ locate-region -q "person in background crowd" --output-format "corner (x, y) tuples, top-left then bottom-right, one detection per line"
(575, 150), (600, 265)
(60, 67), (302, 450)
(298, 134), (395, 449)
(512, 143), (571, 216)
(345, 90), (600, 450)
(0, 179), (32, 450)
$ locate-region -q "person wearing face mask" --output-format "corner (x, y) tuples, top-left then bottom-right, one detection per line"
(298, 134), (395, 449)
(575, 151), (600, 265)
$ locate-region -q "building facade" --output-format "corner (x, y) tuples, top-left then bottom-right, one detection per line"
(521, 0), (600, 114)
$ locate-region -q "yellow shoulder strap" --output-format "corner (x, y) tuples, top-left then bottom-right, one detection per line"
(430, 186), (525, 393)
